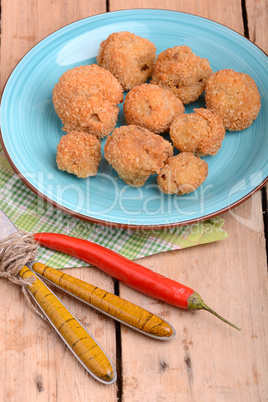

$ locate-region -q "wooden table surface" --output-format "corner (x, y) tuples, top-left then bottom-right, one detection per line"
(0, 1), (267, 401)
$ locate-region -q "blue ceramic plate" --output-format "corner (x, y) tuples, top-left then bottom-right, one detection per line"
(1, 10), (267, 229)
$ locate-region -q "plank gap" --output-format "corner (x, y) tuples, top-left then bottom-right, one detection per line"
(106, 0), (110, 12)
(261, 186), (268, 266)
(241, 0), (250, 38)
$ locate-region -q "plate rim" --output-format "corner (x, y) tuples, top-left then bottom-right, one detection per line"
(1, 8), (268, 230)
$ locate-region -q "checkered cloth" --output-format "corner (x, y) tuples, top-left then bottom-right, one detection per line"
(0, 145), (228, 268)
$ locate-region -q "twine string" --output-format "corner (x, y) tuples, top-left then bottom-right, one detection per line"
(0, 231), (48, 321)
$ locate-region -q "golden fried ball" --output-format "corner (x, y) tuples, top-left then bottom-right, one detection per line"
(123, 84), (185, 134)
(56, 131), (101, 178)
(170, 108), (225, 156)
(205, 69), (261, 131)
(104, 125), (173, 187)
(52, 64), (123, 139)
(97, 31), (156, 91)
(151, 45), (213, 104)
(157, 152), (208, 195)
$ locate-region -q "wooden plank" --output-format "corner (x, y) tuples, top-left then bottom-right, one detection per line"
(108, 1), (268, 400)
(0, 0), (106, 90)
(0, 1), (118, 401)
(109, 0), (244, 32)
(0, 266), (118, 401)
(246, 0), (268, 53)
(118, 194), (268, 401)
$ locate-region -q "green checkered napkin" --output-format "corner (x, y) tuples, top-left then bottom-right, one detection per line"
(0, 145), (228, 268)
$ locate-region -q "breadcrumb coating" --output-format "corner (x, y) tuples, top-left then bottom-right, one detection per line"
(170, 108), (225, 156)
(104, 125), (173, 187)
(151, 45), (213, 104)
(52, 64), (123, 138)
(97, 31), (156, 91)
(56, 131), (101, 178)
(205, 69), (261, 131)
(123, 84), (185, 134)
(157, 152), (208, 195)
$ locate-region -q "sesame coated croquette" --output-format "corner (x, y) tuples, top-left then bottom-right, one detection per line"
(104, 125), (173, 187)
(52, 64), (123, 139)
(157, 152), (208, 195)
(97, 31), (156, 90)
(205, 69), (261, 131)
(56, 131), (101, 178)
(151, 45), (213, 104)
(170, 108), (225, 156)
(123, 84), (185, 134)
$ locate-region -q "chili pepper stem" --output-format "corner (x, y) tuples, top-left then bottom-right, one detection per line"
(188, 292), (241, 331)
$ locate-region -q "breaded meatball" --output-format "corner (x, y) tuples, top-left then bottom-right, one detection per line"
(157, 152), (208, 195)
(97, 32), (156, 91)
(170, 108), (225, 156)
(205, 69), (261, 131)
(123, 84), (185, 134)
(52, 64), (123, 138)
(151, 45), (213, 104)
(104, 125), (173, 187)
(56, 131), (101, 178)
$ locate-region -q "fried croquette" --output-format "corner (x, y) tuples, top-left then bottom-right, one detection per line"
(205, 69), (261, 131)
(97, 31), (156, 91)
(56, 131), (101, 178)
(170, 108), (225, 156)
(151, 45), (213, 104)
(104, 125), (173, 187)
(157, 152), (208, 195)
(123, 84), (185, 134)
(52, 64), (123, 139)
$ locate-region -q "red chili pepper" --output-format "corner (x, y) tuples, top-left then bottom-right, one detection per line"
(33, 233), (240, 330)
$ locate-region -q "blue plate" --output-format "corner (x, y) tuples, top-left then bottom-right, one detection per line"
(1, 10), (267, 229)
